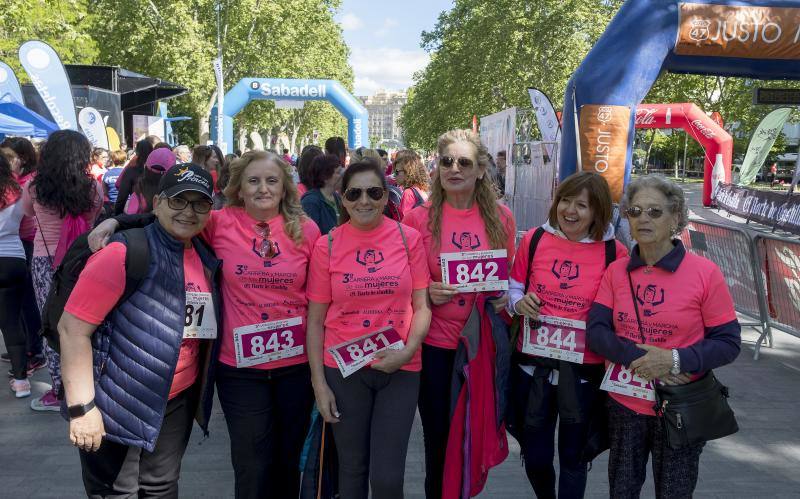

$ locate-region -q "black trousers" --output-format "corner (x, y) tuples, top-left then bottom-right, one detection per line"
(417, 344), (457, 499)
(79, 390), (195, 499)
(607, 398), (704, 499)
(215, 362), (314, 499)
(0, 257), (28, 379)
(510, 365), (596, 499)
(21, 239), (42, 358)
(325, 365), (420, 499)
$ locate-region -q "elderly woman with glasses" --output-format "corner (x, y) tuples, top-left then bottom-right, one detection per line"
(402, 129), (516, 499)
(89, 151), (321, 499)
(587, 174), (741, 498)
(307, 160), (431, 499)
(60, 164), (221, 497)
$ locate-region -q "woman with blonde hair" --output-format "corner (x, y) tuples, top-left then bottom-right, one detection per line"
(403, 129), (517, 498)
(393, 149), (429, 219)
(89, 151), (320, 498)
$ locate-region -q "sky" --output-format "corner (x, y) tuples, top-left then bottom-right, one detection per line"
(335, 0), (454, 97)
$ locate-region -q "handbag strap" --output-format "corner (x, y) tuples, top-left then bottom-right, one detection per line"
(33, 215), (55, 270)
(626, 271), (647, 344)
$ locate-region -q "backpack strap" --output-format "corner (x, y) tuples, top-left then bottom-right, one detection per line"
(396, 221), (410, 259)
(523, 227), (546, 293)
(119, 228), (150, 303)
(412, 187), (424, 207)
(604, 239), (616, 268)
(327, 231), (333, 257)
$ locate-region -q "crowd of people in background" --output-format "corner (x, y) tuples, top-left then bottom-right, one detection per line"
(0, 128), (741, 499)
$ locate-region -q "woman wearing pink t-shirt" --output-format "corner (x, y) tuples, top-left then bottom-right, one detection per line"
(90, 151), (321, 498)
(393, 149), (429, 220)
(402, 129), (516, 499)
(307, 161), (431, 499)
(588, 175), (741, 498)
(22, 130), (104, 412)
(506, 172), (628, 498)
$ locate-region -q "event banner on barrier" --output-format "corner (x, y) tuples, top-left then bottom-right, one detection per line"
(715, 183), (800, 235)
(675, 3), (800, 60)
(579, 104), (630, 203)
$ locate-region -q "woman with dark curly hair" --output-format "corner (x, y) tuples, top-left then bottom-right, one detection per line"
(113, 139), (153, 215)
(22, 130), (104, 411)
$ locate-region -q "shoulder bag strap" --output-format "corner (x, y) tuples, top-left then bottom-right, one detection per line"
(523, 227), (546, 293)
(626, 271), (647, 344)
(395, 221), (410, 259)
(604, 239), (616, 268)
(33, 215), (55, 269)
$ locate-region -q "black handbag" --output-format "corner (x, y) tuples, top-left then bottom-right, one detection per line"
(627, 272), (738, 450)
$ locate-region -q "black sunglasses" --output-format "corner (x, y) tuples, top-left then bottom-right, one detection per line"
(625, 206), (665, 219)
(439, 155), (475, 170)
(343, 186), (385, 202)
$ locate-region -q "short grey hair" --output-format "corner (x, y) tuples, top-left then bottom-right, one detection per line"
(173, 145), (191, 156)
(620, 174), (689, 235)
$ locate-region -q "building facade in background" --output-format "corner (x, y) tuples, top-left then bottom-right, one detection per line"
(359, 89), (407, 147)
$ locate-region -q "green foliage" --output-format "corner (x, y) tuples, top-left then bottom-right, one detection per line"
(0, 0), (98, 78)
(0, 0), (352, 146)
(401, 0), (624, 149)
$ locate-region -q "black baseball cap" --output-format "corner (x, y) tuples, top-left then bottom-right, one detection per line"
(158, 163), (214, 201)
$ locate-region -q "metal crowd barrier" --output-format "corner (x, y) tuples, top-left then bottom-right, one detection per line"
(681, 219), (800, 359)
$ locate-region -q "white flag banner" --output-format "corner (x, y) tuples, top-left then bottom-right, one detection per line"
(528, 88), (561, 160)
(78, 107), (110, 149)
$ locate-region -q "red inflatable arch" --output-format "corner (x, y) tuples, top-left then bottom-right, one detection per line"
(634, 103), (732, 205)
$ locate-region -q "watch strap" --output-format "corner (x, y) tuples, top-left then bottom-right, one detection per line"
(68, 399), (96, 419)
(670, 348), (681, 375)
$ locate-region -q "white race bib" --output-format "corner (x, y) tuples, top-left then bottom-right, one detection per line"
(328, 327), (405, 378)
(183, 292), (217, 339)
(440, 249), (509, 293)
(521, 315), (587, 364)
(600, 362), (655, 401)
(233, 317), (305, 368)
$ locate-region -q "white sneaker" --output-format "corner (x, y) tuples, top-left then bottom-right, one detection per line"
(10, 378), (31, 398)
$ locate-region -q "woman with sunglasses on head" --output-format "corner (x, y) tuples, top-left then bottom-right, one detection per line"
(307, 160), (431, 499)
(393, 149), (429, 220)
(90, 151), (320, 498)
(506, 171), (628, 499)
(60, 164), (221, 497)
(402, 129), (516, 499)
(587, 175), (741, 498)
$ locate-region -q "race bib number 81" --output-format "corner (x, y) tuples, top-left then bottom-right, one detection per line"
(328, 327), (404, 378)
(233, 317), (305, 368)
(600, 362), (655, 401)
(440, 249), (508, 293)
(183, 292), (217, 339)
(521, 315), (586, 364)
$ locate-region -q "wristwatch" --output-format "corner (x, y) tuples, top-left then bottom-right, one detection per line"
(669, 349), (681, 376)
(68, 399), (96, 419)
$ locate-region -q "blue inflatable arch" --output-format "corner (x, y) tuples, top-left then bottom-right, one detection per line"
(560, 0), (800, 206)
(211, 78), (369, 154)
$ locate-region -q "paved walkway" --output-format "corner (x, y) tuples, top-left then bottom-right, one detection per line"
(2, 326), (799, 498)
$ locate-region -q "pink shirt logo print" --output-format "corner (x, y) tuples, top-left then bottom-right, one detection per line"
(634, 283), (667, 317)
(551, 259), (580, 289)
(452, 231), (481, 250)
(356, 248), (385, 273)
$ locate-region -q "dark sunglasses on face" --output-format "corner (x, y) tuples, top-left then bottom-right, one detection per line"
(343, 186), (385, 202)
(439, 155), (475, 170)
(164, 196), (213, 214)
(625, 206), (665, 219)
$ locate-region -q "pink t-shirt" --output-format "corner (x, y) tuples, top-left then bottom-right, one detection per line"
(403, 202), (516, 349)
(593, 251), (737, 415)
(399, 187), (428, 219)
(204, 207), (321, 370)
(306, 217), (430, 371)
(21, 178), (104, 257)
(510, 230), (628, 364)
(65, 242), (209, 400)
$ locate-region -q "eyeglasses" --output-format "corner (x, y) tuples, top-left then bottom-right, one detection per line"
(343, 186), (385, 202)
(164, 196), (213, 214)
(254, 222), (277, 258)
(439, 155), (475, 170)
(625, 206), (665, 219)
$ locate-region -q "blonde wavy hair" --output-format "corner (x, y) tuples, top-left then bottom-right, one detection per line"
(427, 129), (509, 249)
(223, 150), (307, 245)
(394, 149), (429, 190)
